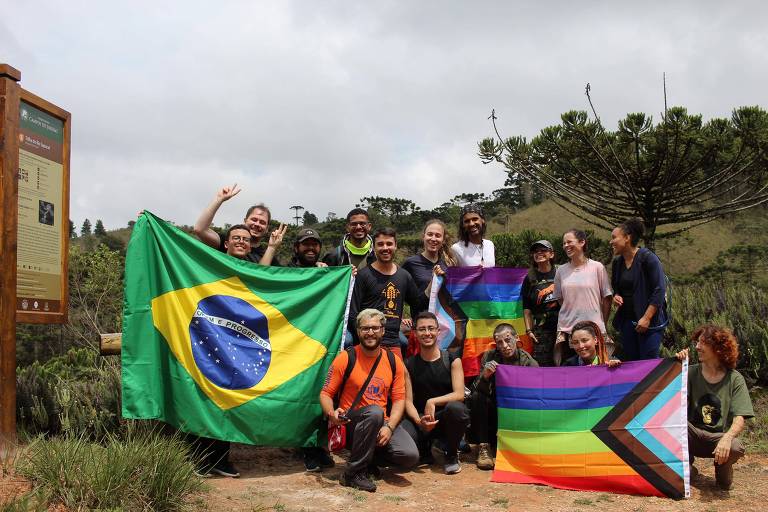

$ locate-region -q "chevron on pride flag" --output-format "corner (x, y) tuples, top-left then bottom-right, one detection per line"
(492, 359), (690, 499)
(122, 212), (352, 447)
(428, 266), (529, 377)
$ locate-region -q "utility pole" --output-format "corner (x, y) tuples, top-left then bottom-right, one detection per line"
(290, 205), (304, 226)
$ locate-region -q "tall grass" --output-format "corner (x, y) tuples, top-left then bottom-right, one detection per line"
(16, 426), (203, 511)
(664, 282), (768, 383)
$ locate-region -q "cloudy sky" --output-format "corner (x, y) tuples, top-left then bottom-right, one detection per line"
(3, 1), (767, 230)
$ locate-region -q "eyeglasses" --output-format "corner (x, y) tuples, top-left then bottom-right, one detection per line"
(348, 221), (370, 227)
(230, 235), (252, 243)
(359, 326), (383, 333)
(416, 326), (438, 333)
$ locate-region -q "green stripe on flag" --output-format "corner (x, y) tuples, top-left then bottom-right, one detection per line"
(498, 406), (612, 432)
(460, 300), (523, 318)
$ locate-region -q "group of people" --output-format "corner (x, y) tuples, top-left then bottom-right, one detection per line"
(185, 184), (754, 493)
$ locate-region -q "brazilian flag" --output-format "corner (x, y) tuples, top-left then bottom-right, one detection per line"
(122, 212), (352, 446)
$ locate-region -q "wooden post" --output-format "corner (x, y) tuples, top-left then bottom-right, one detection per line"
(0, 64), (21, 444)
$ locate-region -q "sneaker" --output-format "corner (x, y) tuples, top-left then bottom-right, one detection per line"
(317, 450), (335, 469)
(476, 443), (494, 470)
(340, 471), (377, 492)
(211, 460), (240, 478)
(194, 468), (213, 478)
(304, 453), (322, 472)
(715, 462), (733, 490)
(444, 455), (461, 475)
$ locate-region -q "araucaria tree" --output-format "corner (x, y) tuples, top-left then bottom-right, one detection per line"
(478, 93), (768, 248)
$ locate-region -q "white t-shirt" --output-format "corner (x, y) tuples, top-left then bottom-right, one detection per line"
(554, 259), (613, 333)
(451, 239), (495, 267)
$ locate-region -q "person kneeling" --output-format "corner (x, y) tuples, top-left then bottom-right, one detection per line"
(320, 309), (419, 492)
(563, 320), (622, 368)
(676, 324), (754, 490)
(470, 323), (538, 470)
(402, 312), (469, 475)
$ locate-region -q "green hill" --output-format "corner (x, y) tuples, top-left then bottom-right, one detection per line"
(487, 200), (768, 276)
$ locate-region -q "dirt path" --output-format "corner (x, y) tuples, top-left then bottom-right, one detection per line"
(203, 446), (768, 512)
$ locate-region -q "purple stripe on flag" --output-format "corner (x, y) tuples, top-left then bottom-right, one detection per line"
(495, 359), (663, 389)
(446, 266), (529, 285)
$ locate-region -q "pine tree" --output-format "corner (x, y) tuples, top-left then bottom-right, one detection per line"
(94, 219), (106, 237)
(81, 219), (92, 237)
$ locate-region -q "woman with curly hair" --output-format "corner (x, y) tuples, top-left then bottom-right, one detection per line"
(562, 321), (621, 368)
(676, 325), (754, 490)
(610, 218), (668, 360)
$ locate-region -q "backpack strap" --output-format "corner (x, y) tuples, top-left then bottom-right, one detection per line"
(335, 346), (357, 406)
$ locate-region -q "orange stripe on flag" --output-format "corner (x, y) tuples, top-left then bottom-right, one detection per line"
(495, 450), (638, 478)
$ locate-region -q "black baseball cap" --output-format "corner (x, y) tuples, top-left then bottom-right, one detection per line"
(296, 228), (321, 244)
(530, 239), (554, 251)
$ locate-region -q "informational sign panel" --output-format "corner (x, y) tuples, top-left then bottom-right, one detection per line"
(15, 92), (70, 323)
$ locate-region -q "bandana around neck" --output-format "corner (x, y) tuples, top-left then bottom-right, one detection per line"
(345, 237), (371, 256)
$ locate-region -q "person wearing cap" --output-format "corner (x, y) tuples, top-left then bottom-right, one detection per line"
(451, 204), (495, 268)
(286, 228), (333, 471)
(289, 228), (328, 268)
(521, 239), (561, 366)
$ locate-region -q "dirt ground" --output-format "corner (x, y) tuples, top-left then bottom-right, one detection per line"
(204, 445), (768, 512)
(3, 445), (766, 511)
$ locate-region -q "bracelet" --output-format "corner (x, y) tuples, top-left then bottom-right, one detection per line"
(384, 422), (394, 433)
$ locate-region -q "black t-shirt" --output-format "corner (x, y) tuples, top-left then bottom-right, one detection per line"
(348, 265), (420, 346)
(406, 351), (457, 413)
(616, 264), (637, 320)
(217, 237), (280, 266)
(521, 268), (560, 330)
(401, 254), (447, 319)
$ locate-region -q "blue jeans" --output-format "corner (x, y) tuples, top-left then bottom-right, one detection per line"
(616, 315), (665, 361)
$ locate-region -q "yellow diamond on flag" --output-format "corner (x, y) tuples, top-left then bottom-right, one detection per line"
(151, 276), (327, 410)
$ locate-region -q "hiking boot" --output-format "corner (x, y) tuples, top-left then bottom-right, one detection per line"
(303, 448), (334, 472)
(444, 455), (462, 475)
(211, 460), (240, 478)
(715, 462), (733, 490)
(476, 443), (494, 470)
(340, 471), (377, 492)
(366, 463), (382, 479)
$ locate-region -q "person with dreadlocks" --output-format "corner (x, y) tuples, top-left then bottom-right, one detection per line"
(451, 204), (495, 268)
(563, 320), (621, 367)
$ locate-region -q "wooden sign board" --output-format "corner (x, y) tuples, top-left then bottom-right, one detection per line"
(15, 89), (70, 324)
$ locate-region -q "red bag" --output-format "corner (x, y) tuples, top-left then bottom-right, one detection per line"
(328, 422), (346, 452)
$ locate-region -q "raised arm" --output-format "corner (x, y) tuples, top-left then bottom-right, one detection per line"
(193, 184), (241, 248)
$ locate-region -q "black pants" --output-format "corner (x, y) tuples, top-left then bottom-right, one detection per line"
(531, 326), (557, 367)
(401, 401), (470, 458)
(188, 435), (230, 471)
(345, 405), (419, 476)
(469, 390), (497, 447)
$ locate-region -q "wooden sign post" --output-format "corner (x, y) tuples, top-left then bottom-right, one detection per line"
(0, 64), (71, 443)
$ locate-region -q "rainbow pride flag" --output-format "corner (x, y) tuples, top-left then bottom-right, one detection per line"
(492, 358), (689, 499)
(428, 266), (528, 377)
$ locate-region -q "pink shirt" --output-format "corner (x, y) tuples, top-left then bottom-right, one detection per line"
(554, 259), (613, 333)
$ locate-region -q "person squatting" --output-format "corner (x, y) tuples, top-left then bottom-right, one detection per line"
(189, 185), (754, 493)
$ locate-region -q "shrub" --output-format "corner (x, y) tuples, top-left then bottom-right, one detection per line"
(16, 348), (121, 439)
(663, 282), (768, 383)
(491, 229), (611, 267)
(16, 426), (203, 511)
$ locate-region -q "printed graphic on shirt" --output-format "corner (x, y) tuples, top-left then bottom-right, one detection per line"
(693, 393), (722, 427)
(322, 365), (334, 391)
(382, 282), (401, 318)
(365, 376), (386, 402)
(536, 283), (557, 308)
